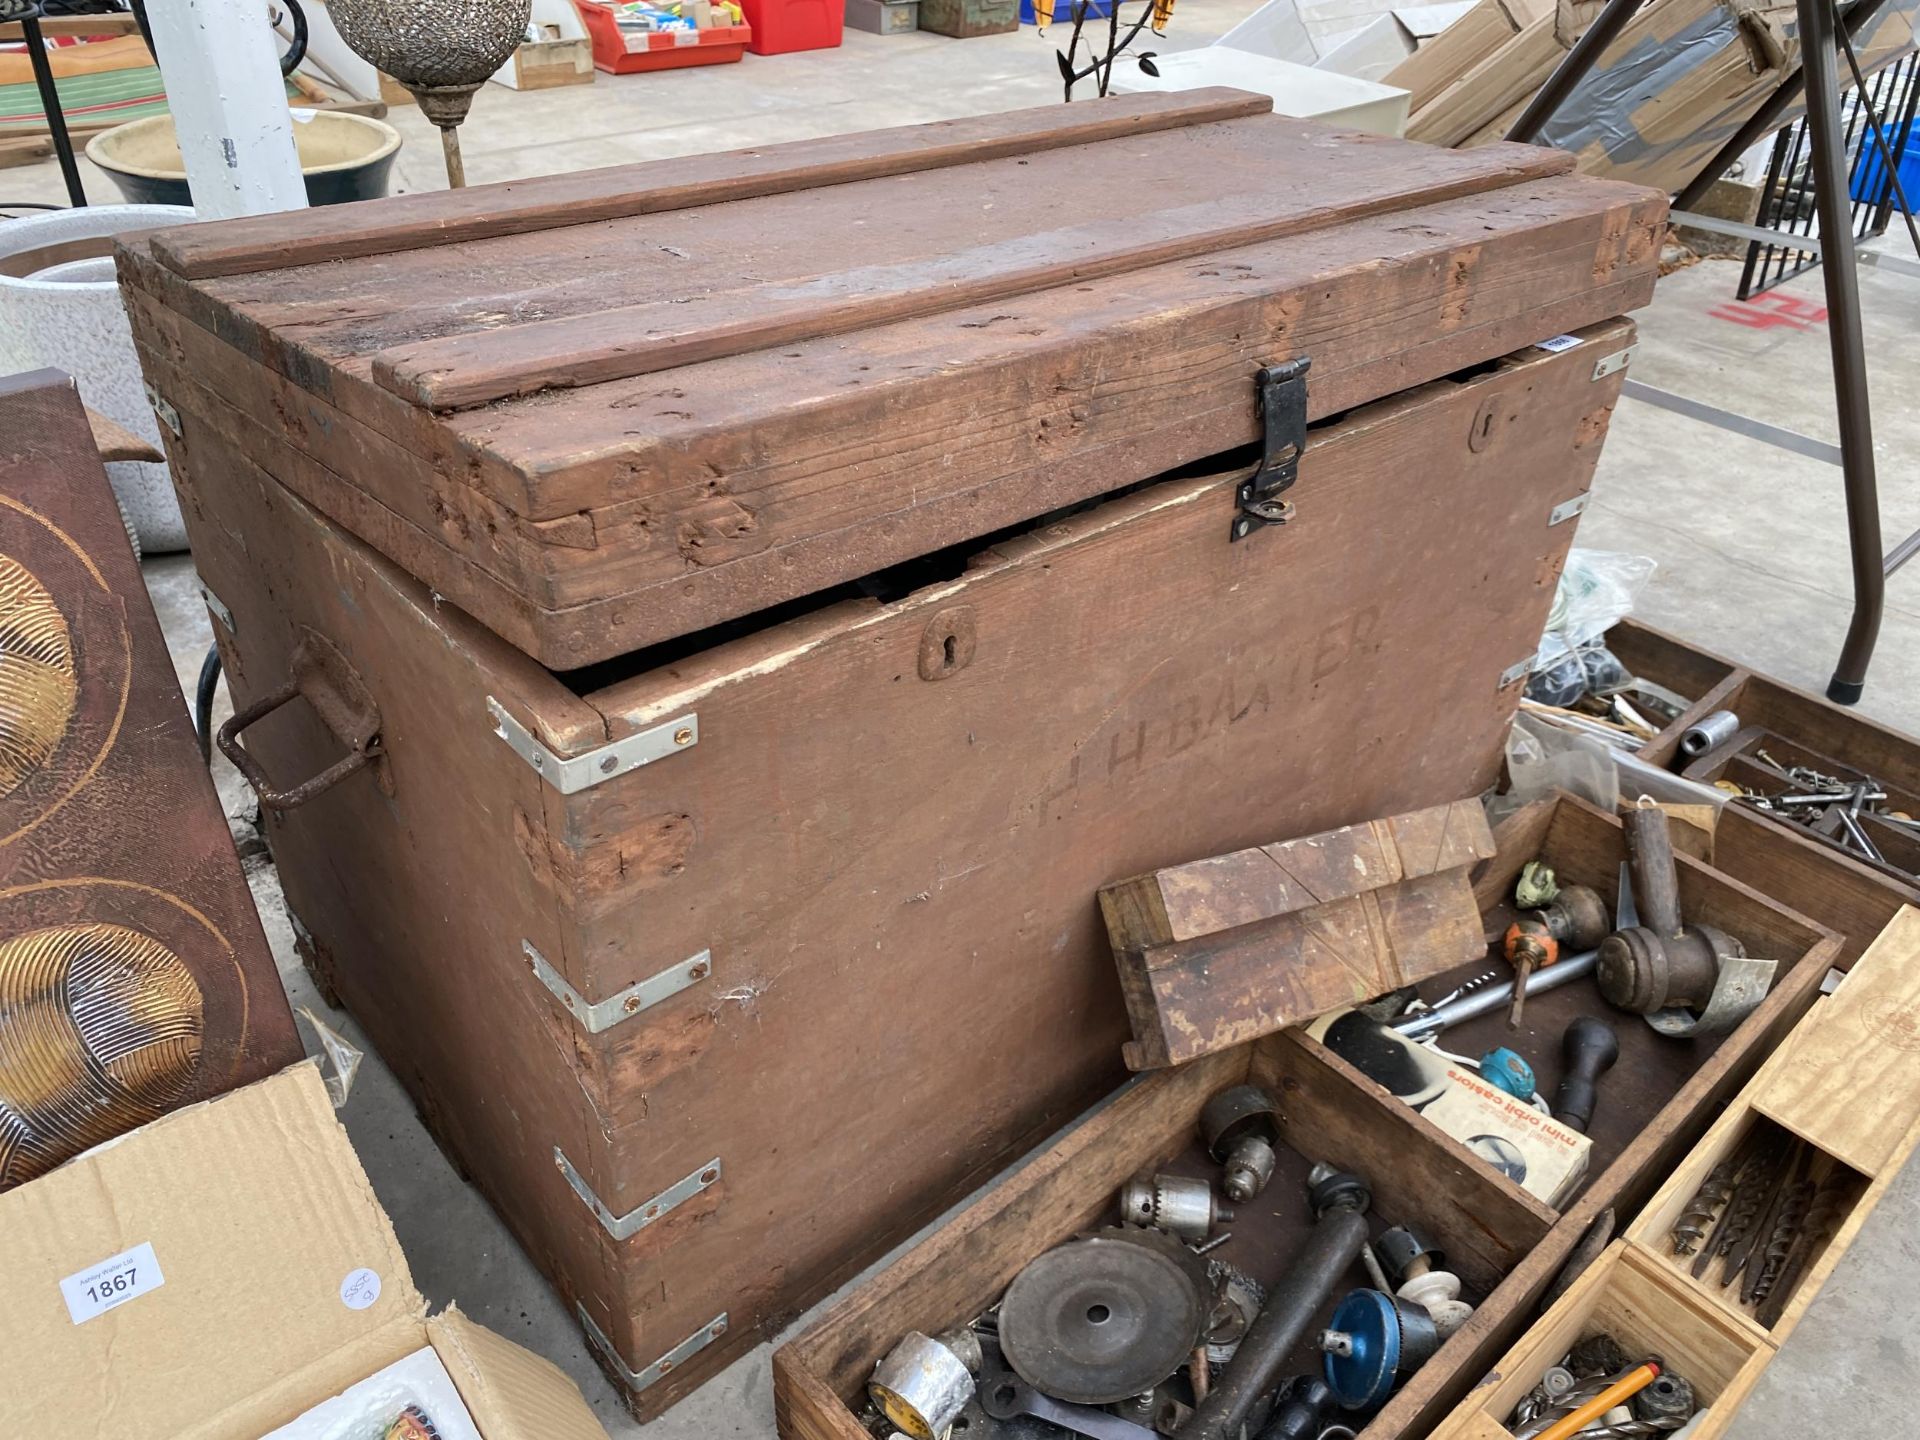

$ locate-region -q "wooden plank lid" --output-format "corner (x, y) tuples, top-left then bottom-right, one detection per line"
(120, 90), (1667, 667)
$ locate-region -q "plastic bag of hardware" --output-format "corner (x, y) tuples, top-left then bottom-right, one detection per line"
(297, 1006), (364, 1108)
(1489, 713), (1731, 828)
(1488, 713), (1620, 825)
(262, 1346), (483, 1440)
(1533, 550), (1658, 673)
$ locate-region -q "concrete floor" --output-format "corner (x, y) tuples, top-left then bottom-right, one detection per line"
(13, 3), (1920, 1432)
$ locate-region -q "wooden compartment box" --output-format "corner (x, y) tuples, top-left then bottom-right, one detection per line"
(1624, 907), (1920, 1346)
(775, 1043), (1556, 1440)
(1427, 1240), (1772, 1440)
(775, 794), (1837, 1440)
(1352, 794), (1840, 1233)
(1604, 619), (1920, 964)
(118, 92), (1667, 1416)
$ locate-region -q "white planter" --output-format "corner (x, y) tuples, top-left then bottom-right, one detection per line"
(0, 205), (198, 554)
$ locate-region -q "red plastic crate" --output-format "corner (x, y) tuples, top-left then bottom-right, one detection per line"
(574, 0), (753, 71)
(736, 0), (842, 53)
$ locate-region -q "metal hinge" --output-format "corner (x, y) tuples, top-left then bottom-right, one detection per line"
(1498, 655), (1535, 690)
(145, 383), (181, 438)
(556, 1149), (723, 1241)
(1232, 357), (1311, 542)
(1591, 345), (1637, 382)
(524, 941), (710, 1034)
(1548, 493), (1592, 526)
(487, 698), (696, 794)
(579, 1307), (729, 1394)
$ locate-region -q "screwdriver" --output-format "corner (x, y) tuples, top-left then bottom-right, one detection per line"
(1501, 918), (1559, 1028)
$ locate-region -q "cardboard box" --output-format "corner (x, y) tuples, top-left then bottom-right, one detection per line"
(1313, 1), (1474, 82)
(1107, 48), (1412, 135)
(1385, 0), (1549, 110)
(0, 1064), (609, 1440)
(1421, 1062), (1591, 1206)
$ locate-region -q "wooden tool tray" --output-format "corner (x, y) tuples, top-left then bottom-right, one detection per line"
(1623, 907), (1920, 1346)
(1426, 1240), (1771, 1440)
(774, 1044), (1552, 1440)
(1346, 793), (1838, 1234)
(1435, 906), (1920, 1439)
(1603, 619), (1920, 964)
(119, 89), (1665, 667)
(773, 793), (1837, 1440)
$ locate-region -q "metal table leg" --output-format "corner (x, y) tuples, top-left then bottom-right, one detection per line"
(1795, 0), (1885, 702)
(20, 10), (86, 207)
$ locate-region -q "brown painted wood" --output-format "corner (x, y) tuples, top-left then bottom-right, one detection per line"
(1103, 801), (1496, 1068)
(370, 144), (1576, 411)
(119, 105), (1664, 666)
(122, 172), (1661, 668)
(1113, 869), (1488, 1068)
(1104, 800), (1496, 944)
(147, 326), (1626, 1418)
(0, 370), (299, 1191)
(145, 89), (1275, 280)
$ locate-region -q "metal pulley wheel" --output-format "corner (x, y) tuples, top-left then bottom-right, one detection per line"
(997, 1230), (1212, 1405)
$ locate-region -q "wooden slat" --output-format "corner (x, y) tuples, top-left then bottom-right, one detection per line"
(372, 147), (1575, 411)
(1114, 869), (1489, 1068)
(1106, 799), (1495, 944)
(145, 88), (1276, 280)
(1752, 906), (1920, 1176)
(776, 1051), (1246, 1401)
(84, 405), (163, 464)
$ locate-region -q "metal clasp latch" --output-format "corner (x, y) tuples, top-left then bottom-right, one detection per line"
(1232, 357), (1311, 542)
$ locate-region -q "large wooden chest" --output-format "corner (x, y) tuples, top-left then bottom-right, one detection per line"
(119, 91), (1664, 1415)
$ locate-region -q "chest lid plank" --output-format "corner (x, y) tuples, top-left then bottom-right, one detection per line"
(122, 89), (1667, 668)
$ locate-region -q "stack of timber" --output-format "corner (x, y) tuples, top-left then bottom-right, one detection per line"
(1390, 0), (1920, 193)
(120, 90), (1665, 1416)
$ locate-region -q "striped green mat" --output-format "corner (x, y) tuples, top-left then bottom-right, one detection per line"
(0, 63), (168, 135)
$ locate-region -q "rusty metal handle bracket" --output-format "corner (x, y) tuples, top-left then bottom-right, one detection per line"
(1232, 357), (1311, 542)
(217, 629), (387, 810)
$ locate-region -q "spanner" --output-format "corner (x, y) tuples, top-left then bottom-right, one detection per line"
(978, 1376), (1158, 1440)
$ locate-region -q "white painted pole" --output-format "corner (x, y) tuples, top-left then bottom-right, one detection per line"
(145, 0), (308, 220)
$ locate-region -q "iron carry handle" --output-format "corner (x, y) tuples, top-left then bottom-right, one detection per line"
(216, 628), (386, 811)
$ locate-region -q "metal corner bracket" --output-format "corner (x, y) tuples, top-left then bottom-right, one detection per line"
(1548, 492), (1592, 526)
(145, 383), (181, 438)
(523, 941), (711, 1034)
(579, 1306), (729, 1394)
(200, 584), (237, 635)
(555, 1149), (723, 1242)
(1591, 344), (1637, 382)
(1498, 655), (1535, 690)
(486, 697), (697, 794)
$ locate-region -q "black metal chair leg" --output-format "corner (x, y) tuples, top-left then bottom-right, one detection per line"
(1797, 0), (1886, 703)
(20, 11), (86, 207)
